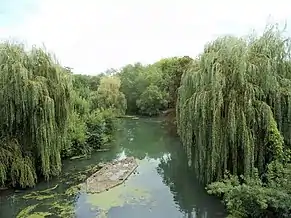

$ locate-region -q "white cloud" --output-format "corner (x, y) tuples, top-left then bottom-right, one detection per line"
(1, 0), (291, 74)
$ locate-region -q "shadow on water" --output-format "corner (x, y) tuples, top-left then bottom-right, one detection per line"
(0, 118), (226, 218)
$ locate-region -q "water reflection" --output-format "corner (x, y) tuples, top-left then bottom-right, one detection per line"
(113, 118), (226, 218)
(157, 141), (226, 218)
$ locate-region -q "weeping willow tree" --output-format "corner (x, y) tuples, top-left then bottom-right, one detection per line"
(176, 24), (291, 185)
(0, 42), (71, 187)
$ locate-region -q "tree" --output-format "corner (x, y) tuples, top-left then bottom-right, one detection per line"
(176, 25), (291, 185)
(136, 85), (168, 116)
(177, 23), (291, 217)
(93, 76), (127, 115)
(156, 56), (193, 108)
(0, 43), (71, 187)
(118, 63), (147, 114)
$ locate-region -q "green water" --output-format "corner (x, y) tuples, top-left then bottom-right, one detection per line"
(0, 118), (226, 218)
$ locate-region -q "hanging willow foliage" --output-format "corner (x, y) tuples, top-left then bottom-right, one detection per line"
(0, 42), (71, 187)
(176, 24), (291, 185)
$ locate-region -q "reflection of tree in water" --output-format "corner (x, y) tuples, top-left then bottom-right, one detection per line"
(113, 119), (169, 160)
(157, 143), (226, 218)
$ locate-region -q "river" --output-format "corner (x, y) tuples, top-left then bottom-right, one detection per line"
(0, 118), (226, 218)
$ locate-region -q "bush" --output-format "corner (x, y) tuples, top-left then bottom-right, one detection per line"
(63, 112), (90, 158)
(85, 109), (116, 150)
(207, 161), (291, 218)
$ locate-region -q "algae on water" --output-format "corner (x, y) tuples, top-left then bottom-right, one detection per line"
(65, 184), (82, 196)
(17, 204), (39, 218)
(22, 184), (59, 200)
(22, 192), (56, 200)
(18, 183), (77, 217)
(50, 200), (75, 217)
(87, 179), (153, 215)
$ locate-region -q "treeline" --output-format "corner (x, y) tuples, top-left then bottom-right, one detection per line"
(2, 22), (290, 217)
(0, 43), (126, 188)
(176, 25), (291, 217)
(0, 40), (191, 189)
(117, 57), (193, 116)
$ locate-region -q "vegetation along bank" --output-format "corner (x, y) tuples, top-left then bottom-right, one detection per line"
(0, 23), (291, 217)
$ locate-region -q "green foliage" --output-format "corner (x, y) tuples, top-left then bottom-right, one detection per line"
(71, 90), (90, 116)
(65, 74), (119, 159)
(207, 162), (291, 217)
(92, 76), (127, 115)
(155, 56), (193, 108)
(176, 24), (291, 185)
(63, 111), (89, 158)
(119, 63), (148, 114)
(136, 85), (168, 116)
(0, 42), (71, 187)
(118, 57), (191, 116)
(0, 42), (120, 188)
(175, 23), (291, 217)
(86, 109), (116, 149)
(72, 74), (103, 98)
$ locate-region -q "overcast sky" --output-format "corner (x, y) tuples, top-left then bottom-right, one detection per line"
(0, 0), (290, 74)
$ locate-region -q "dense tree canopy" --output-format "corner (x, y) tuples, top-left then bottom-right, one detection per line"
(0, 43), (71, 187)
(92, 76), (127, 114)
(136, 85), (168, 116)
(64, 73), (121, 158)
(155, 56), (193, 108)
(0, 43), (121, 188)
(118, 56), (192, 116)
(177, 24), (291, 217)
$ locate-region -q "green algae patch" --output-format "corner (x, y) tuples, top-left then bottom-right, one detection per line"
(65, 184), (82, 196)
(50, 200), (75, 217)
(22, 185), (59, 200)
(22, 192), (56, 200)
(86, 182), (152, 213)
(17, 204), (39, 218)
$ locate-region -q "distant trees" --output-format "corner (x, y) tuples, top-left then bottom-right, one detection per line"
(118, 57), (193, 116)
(93, 76), (127, 114)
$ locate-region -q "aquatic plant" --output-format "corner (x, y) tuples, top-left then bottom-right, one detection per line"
(17, 204), (39, 218)
(87, 180), (153, 216)
(0, 42), (71, 187)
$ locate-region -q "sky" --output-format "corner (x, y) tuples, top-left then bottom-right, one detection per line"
(0, 0), (291, 75)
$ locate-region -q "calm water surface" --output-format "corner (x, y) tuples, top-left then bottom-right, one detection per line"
(0, 118), (226, 218)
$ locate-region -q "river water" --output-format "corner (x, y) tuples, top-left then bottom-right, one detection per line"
(0, 118), (226, 218)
